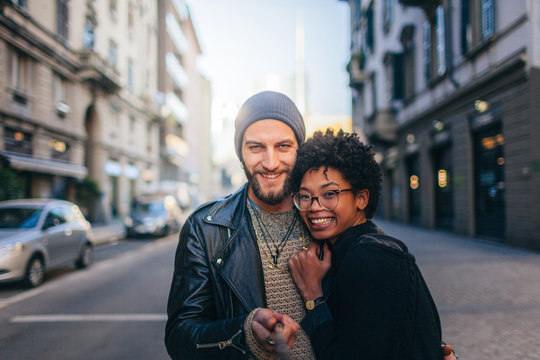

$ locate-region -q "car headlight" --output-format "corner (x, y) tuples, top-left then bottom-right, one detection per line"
(124, 216), (133, 227)
(0, 242), (25, 255)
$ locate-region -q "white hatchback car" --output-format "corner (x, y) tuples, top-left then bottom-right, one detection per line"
(0, 199), (94, 287)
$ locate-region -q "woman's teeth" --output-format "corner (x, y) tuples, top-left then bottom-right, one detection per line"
(311, 218), (332, 225)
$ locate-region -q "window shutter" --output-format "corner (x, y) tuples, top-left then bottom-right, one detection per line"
(423, 21), (431, 82)
(482, 0), (495, 39)
(393, 53), (404, 100)
(436, 5), (447, 76)
(461, 0), (470, 54)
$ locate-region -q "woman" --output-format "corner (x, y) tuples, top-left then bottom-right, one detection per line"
(288, 129), (448, 359)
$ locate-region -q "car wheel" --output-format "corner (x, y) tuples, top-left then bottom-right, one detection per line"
(23, 256), (45, 288)
(75, 242), (94, 269)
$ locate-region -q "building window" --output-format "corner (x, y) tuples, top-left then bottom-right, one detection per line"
(128, 2), (134, 37)
(108, 40), (117, 68)
(382, 0), (393, 33)
(423, 5), (447, 82)
(129, 116), (136, 145)
(370, 72), (377, 113)
(110, 103), (120, 140)
(56, 0), (69, 44)
(54, 73), (67, 104)
(366, 3), (375, 53)
(127, 59), (134, 92)
(11, 0), (27, 8)
(109, 0), (117, 20)
(11, 51), (28, 92)
(146, 123), (153, 152)
(4, 128), (32, 155)
(50, 139), (70, 161)
(54, 73), (71, 117)
(400, 25), (415, 100)
(461, 0), (495, 54)
(83, 19), (95, 50)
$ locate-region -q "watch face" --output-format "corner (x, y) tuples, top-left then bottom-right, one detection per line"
(305, 300), (315, 311)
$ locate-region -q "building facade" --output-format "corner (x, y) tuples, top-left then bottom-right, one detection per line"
(340, 0), (540, 250)
(157, 0), (212, 206)
(0, 0), (211, 222)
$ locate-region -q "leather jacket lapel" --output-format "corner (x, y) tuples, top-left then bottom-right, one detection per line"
(205, 185), (266, 311)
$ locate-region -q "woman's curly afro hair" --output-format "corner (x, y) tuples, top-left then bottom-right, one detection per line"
(290, 129), (382, 219)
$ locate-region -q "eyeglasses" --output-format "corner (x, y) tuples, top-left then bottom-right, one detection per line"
(293, 189), (353, 212)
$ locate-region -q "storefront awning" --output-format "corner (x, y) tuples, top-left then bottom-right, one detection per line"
(3, 151), (88, 179)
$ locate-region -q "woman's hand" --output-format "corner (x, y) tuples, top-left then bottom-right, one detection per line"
(251, 308), (299, 350)
(288, 242), (331, 300)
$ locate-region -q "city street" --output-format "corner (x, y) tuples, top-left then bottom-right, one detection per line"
(377, 219), (540, 360)
(1, 221), (539, 359)
(0, 234), (178, 360)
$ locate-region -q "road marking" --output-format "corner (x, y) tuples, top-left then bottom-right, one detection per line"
(10, 313), (167, 323)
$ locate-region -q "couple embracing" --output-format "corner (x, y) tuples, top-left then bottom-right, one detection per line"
(165, 91), (456, 360)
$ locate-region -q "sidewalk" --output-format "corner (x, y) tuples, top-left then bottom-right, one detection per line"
(375, 219), (540, 360)
(90, 219), (126, 246)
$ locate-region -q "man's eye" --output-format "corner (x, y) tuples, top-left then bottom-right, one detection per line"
(249, 145), (262, 151)
(279, 144), (292, 150)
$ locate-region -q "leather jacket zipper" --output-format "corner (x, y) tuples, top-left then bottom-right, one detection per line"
(196, 329), (246, 354)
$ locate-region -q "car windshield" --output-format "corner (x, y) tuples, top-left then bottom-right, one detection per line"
(0, 207), (43, 229)
(133, 201), (165, 215)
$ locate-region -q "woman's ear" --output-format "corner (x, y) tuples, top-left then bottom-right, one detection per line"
(356, 189), (369, 211)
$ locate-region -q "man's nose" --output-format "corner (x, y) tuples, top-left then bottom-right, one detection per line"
(262, 149), (279, 170)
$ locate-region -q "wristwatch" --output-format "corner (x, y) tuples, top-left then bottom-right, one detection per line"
(305, 296), (325, 311)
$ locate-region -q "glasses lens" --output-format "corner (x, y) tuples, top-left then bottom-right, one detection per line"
(294, 193), (311, 211)
(319, 191), (339, 211)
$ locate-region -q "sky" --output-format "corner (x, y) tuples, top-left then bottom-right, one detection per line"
(187, 0), (351, 116)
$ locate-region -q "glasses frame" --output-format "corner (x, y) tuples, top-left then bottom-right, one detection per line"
(293, 188), (353, 212)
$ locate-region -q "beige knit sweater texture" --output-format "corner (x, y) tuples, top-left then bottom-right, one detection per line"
(244, 206), (315, 360)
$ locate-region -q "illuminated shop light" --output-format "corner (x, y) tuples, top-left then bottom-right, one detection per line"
(438, 169), (447, 188)
(410, 175), (419, 190)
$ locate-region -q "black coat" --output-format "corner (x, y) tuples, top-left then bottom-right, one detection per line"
(301, 220), (443, 360)
(165, 184), (265, 359)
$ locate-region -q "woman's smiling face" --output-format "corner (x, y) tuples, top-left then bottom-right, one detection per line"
(297, 167), (369, 244)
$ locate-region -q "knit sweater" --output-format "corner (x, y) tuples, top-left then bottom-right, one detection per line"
(245, 206), (315, 360)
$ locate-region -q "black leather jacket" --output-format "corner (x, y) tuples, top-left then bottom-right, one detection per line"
(165, 184), (266, 359)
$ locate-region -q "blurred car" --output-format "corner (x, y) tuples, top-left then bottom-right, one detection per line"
(0, 199), (94, 288)
(124, 195), (181, 237)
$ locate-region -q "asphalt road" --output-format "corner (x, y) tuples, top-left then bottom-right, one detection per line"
(0, 234), (179, 360)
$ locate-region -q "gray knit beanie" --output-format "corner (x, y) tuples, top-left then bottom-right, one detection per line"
(234, 91), (306, 160)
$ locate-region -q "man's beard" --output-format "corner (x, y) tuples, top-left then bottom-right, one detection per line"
(243, 165), (292, 206)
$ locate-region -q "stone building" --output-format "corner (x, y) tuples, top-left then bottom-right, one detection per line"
(0, 0), (211, 221)
(340, 0), (540, 250)
(156, 0), (212, 207)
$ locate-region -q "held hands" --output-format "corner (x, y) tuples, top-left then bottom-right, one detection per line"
(288, 242), (331, 300)
(251, 308), (299, 351)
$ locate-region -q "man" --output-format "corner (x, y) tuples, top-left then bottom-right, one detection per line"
(165, 91), (457, 360)
(165, 91), (312, 359)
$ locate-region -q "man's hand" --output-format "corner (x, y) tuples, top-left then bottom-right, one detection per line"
(442, 344), (458, 360)
(251, 308), (299, 351)
(288, 242), (331, 300)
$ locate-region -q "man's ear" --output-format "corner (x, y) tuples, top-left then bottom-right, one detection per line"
(356, 189), (369, 211)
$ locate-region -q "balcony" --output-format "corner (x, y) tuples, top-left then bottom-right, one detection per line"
(347, 53), (366, 88)
(365, 110), (397, 146)
(77, 51), (121, 92)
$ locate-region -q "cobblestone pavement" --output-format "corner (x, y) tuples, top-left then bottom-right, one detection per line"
(375, 219), (540, 360)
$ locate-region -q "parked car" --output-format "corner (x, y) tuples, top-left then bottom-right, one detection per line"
(0, 199), (94, 288)
(124, 195), (181, 237)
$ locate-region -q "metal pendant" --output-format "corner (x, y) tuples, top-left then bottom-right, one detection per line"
(268, 263), (274, 269)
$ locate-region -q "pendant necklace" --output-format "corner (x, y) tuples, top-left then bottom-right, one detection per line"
(250, 206), (299, 270)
